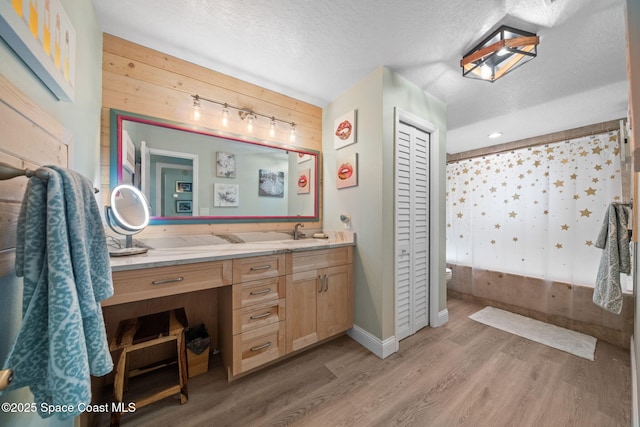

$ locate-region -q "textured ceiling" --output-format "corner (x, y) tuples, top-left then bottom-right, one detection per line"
(92, 0), (629, 153)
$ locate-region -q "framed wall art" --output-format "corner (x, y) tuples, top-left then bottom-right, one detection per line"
(0, 0), (76, 101)
(333, 109), (357, 150)
(336, 152), (358, 189)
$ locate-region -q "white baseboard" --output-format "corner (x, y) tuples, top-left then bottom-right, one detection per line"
(348, 309), (449, 359)
(348, 325), (397, 359)
(431, 308), (449, 327)
(632, 336), (638, 427)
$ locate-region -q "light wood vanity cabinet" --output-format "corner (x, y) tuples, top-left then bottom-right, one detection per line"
(105, 260), (232, 306)
(218, 247), (354, 380)
(219, 254), (287, 379)
(107, 246), (354, 382)
(285, 247), (354, 353)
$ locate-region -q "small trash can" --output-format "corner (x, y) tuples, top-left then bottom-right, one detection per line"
(185, 323), (210, 378)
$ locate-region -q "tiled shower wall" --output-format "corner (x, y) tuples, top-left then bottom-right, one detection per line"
(447, 264), (634, 349)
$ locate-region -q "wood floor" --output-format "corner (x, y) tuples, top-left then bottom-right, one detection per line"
(94, 297), (631, 427)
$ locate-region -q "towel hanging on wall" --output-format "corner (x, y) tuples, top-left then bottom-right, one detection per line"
(0, 166), (113, 420)
(593, 202), (632, 314)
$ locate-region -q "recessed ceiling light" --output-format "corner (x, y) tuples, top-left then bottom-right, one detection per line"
(488, 132), (503, 139)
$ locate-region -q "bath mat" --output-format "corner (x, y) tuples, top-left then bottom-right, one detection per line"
(469, 307), (597, 361)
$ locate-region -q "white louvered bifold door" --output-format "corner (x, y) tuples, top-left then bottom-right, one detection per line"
(395, 121), (430, 341)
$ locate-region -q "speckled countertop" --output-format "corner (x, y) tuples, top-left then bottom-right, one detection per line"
(109, 230), (355, 272)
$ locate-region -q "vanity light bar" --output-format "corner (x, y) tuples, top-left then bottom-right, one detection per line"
(191, 94), (296, 135)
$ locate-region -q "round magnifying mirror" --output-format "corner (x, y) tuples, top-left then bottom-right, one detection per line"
(105, 184), (150, 256)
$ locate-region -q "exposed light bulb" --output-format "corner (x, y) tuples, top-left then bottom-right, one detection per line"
(192, 97), (201, 121)
(289, 123), (296, 142)
(247, 114), (255, 132)
(269, 118), (276, 137)
(221, 105), (229, 127)
(480, 64), (492, 80)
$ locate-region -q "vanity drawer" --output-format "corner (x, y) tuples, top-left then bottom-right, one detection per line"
(231, 321), (285, 375)
(286, 246), (353, 274)
(232, 276), (285, 309)
(105, 260), (232, 306)
(232, 299), (285, 335)
(232, 254), (285, 283)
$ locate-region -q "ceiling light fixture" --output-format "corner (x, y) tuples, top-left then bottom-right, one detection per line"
(488, 131), (503, 138)
(191, 94), (296, 139)
(461, 25), (539, 82)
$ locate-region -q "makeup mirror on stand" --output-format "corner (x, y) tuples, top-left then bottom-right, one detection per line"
(105, 184), (150, 256)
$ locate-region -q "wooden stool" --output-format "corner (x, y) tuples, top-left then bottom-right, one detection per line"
(109, 308), (189, 426)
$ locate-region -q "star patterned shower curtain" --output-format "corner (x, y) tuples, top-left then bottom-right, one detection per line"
(446, 131), (624, 287)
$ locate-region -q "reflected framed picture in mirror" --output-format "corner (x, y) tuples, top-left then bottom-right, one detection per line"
(176, 181), (192, 192)
(298, 168), (311, 194)
(258, 169), (285, 198)
(216, 152), (236, 178)
(176, 200), (192, 213)
(297, 152), (311, 163)
(214, 183), (239, 207)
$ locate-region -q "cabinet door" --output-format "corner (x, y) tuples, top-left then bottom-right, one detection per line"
(285, 269), (321, 353)
(318, 264), (354, 340)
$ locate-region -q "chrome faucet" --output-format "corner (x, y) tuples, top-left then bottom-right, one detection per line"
(294, 223), (305, 240)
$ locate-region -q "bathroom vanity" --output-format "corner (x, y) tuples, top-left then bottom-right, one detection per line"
(103, 231), (355, 381)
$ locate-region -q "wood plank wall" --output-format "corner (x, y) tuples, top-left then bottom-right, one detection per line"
(0, 74), (69, 278)
(100, 34), (323, 237)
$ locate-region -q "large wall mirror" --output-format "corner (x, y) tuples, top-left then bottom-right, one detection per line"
(110, 110), (319, 224)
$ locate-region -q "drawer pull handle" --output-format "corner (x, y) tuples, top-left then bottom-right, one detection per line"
(250, 342), (272, 352)
(250, 265), (272, 271)
(249, 288), (271, 296)
(151, 277), (184, 285)
(324, 275), (329, 292)
(250, 311), (272, 320)
(318, 275), (323, 293)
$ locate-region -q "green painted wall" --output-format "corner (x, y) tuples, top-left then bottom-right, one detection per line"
(0, 1), (103, 426)
(322, 66), (447, 343)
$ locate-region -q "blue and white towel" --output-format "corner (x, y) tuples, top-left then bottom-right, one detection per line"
(1, 166), (113, 419)
(593, 203), (632, 314)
